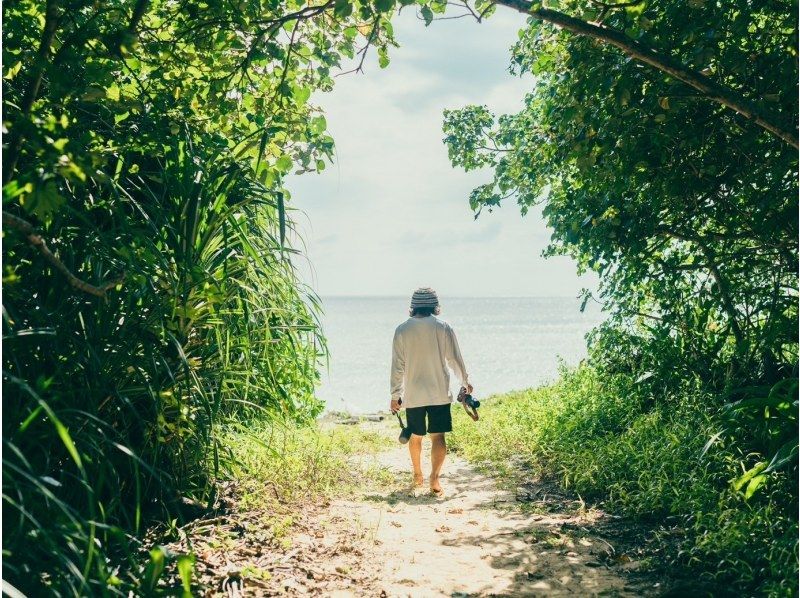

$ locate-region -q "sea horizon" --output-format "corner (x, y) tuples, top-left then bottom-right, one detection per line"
(317, 293), (590, 299)
(314, 296), (605, 413)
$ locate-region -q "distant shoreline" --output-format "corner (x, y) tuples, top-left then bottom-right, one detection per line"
(317, 295), (588, 300)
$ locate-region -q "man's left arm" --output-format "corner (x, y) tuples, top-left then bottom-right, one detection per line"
(445, 324), (472, 393)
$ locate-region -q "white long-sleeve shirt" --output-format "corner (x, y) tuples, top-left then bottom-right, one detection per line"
(390, 316), (469, 408)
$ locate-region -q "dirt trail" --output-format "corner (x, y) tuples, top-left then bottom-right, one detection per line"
(173, 427), (668, 596)
(320, 435), (660, 597)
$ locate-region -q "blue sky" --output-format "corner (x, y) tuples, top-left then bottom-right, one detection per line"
(287, 8), (599, 298)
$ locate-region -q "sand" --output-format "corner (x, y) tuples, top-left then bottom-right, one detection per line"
(321, 436), (657, 597)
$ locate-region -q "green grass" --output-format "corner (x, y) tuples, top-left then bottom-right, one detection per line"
(217, 418), (394, 512)
(138, 417), (394, 592)
(449, 366), (798, 596)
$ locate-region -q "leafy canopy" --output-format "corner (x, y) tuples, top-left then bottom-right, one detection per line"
(444, 0), (798, 516)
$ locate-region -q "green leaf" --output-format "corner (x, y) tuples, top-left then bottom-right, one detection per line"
(334, 0), (353, 18)
(80, 86), (107, 101)
(3, 180), (33, 201)
(277, 191), (286, 248)
(106, 84), (121, 101)
(732, 461), (767, 492)
(700, 431), (724, 457)
(421, 5), (434, 25)
(177, 553), (196, 596)
(744, 474), (767, 499)
(375, 0), (395, 12)
(615, 86), (632, 107)
(764, 439), (799, 473)
(4, 61), (22, 80)
(50, 412), (83, 470)
(276, 154), (293, 173)
(310, 115), (327, 134)
(143, 547), (167, 591)
(624, 0), (645, 16)
(378, 47), (390, 68)
(292, 85), (311, 106)
(24, 180), (65, 220)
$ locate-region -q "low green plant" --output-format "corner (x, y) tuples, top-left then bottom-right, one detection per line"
(217, 419), (392, 512)
(130, 419), (392, 593)
(451, 366), (798, 595)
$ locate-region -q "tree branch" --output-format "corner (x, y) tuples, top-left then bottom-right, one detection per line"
(125, 0), (151, 35)
(658, 226), (746, 347)
(336, 19), (380, 76)
(3, 0), (62, 184)
(492, 0), (799, 149)
(3, 211), (124, 298)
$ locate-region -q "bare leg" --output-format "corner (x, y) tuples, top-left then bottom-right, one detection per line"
(430, 433), (446, 492)
(409, 434), (424, 486)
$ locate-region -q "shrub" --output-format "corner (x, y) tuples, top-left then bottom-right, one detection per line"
(451, 366), (799, 594)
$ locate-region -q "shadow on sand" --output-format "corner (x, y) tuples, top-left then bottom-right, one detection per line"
(360, 455), (722, 597)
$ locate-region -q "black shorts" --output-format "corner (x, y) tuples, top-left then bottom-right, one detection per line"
(405, 403), (452, 436)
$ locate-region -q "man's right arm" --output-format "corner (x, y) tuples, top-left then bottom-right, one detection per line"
(390, 329), (404, 411)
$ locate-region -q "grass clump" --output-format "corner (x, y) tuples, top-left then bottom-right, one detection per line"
(450, 366), (798, 596)
(139, 418), (393, 593)
(218, 419), (393, 512)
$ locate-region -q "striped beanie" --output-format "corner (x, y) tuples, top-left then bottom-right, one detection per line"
(410, 287), (439, 309)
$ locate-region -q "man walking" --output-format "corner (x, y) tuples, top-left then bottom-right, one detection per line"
(390, 288), (472, 496)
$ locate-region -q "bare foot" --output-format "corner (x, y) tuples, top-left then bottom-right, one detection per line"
(430, 475), (443, 496)
(406, 472), (425, 497)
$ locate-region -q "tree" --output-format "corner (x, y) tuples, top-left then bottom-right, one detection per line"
(494, 0), (798, 148)
(436, 0), (798, 147)
(443, 0), (798, 491)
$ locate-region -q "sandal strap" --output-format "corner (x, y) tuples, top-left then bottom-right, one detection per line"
(460, 399), (479, 421)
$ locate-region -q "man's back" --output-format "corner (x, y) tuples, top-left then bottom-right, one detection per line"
(390, 315), (468, 409)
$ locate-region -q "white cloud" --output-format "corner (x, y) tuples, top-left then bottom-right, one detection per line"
(288, 8), (598, 297)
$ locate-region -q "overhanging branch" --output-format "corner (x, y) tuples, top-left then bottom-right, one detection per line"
(493, 0), (799, 149)
(3, 211), (124, 298)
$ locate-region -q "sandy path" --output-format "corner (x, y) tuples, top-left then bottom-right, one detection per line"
(328, 437), (656, 597)
(164, 427), (665, 596)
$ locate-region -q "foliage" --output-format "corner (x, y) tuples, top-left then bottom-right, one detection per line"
(217, 418), (392, 512)
(2, 0), (399, 206)
(3, 139), (325, 594)
(445, 3), (797, 589)
(1, 0), (399, 593)
(450, 366), (799, 595)
(444, 0), (798, 484)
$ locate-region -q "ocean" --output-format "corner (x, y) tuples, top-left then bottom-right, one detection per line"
(315, 296), (605, 414)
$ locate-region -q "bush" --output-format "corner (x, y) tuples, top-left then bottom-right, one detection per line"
(451, 366), (798, 595)
(218, 419), (392, 512)
(2, 144), (324, 595)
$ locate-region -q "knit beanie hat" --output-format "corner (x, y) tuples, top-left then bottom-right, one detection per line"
(410, 287), (440, 309)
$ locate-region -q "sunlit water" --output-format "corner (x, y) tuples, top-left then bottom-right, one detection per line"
(315, 296), (605, 413)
